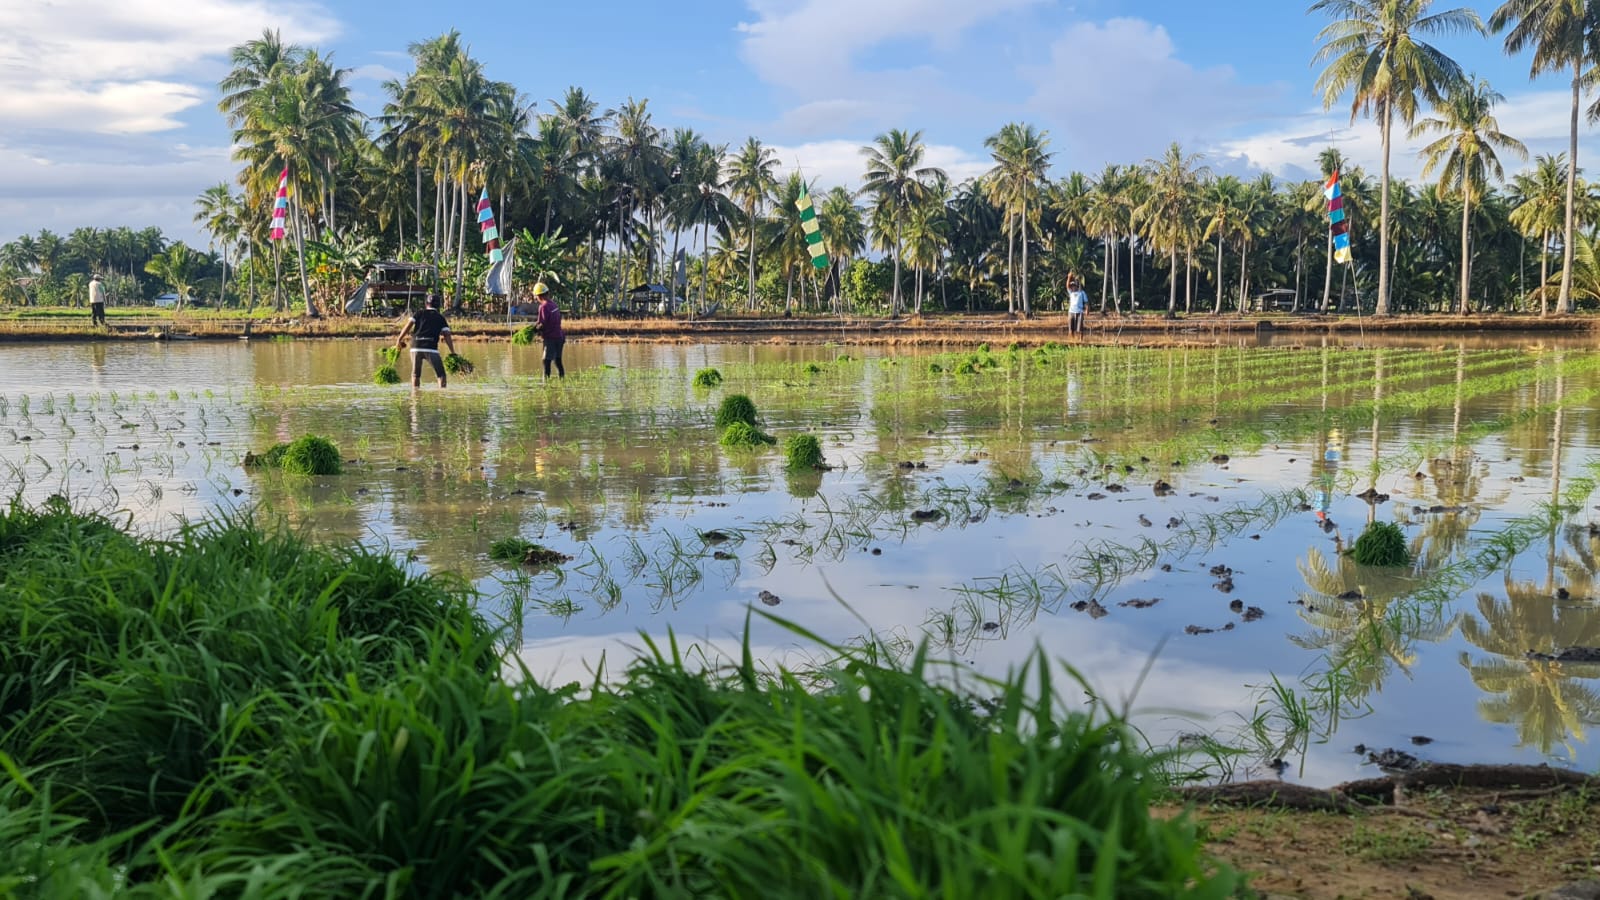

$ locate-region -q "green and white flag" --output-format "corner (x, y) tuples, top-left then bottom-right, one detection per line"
(794, 184), (828, 271)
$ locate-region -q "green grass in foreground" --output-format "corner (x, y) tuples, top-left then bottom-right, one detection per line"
(0, 497), (1235, 897)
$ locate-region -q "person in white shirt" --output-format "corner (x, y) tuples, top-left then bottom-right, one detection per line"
(1067, 273), (1087, 338)
(88, 274), (107, 326)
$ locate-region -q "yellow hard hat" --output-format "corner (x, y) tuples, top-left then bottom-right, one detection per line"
(532, 282), (550, 296)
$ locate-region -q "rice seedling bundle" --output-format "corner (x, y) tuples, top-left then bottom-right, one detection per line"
(714, 394), (759, 430)
(784, 433), (824, 471)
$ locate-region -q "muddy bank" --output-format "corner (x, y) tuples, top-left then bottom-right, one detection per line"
(1166, 764), (1600, 899)
(0, 311), (1594, 346)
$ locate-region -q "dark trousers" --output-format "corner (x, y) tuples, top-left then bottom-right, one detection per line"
(542, 337), (565, 378)
(91, 302), (106, 326)
(411, 350), (446, 383)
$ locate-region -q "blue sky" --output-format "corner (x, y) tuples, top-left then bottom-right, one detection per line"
(1, 0), (1593, 246)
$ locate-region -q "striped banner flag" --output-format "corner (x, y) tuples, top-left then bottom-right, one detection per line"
(477, 189), (503, 264)
(793, 183), (828, 271)
(1323, 171), (1351, 264)
(269, 167), (288, 241)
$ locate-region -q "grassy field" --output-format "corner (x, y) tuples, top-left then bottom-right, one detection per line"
(0, 496), (1236, 897)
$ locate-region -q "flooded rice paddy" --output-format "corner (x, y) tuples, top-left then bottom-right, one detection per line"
(2, 337), (1598, 785)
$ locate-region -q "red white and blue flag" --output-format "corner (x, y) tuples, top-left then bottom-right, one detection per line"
(1323, 171), (1351, 264)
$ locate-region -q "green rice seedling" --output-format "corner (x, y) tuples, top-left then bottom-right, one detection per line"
(714, 393), (759, 430)
(928, 362), (944, 374)
(511, 324), (537, 345)
(278, 435), (342, 476)
(692, 367), (724, 388)
(243, 442), (289, 468)
(372, 364), (401, 385)
(803, 362), (823, 376)
(443, 353), (475, 375)
(720, 421), (776, 448)
(489, 536), (537, 562)
(784, 433), (824, 471)
(1350, 521), (1411, 567)
(380, 345), (401, 364)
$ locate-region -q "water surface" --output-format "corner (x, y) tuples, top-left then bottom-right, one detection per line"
(3, 336), (1597, 785)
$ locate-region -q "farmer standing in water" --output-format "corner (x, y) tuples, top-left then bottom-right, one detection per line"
(394, 293), (457, 389)
(533, 282), (565, 379)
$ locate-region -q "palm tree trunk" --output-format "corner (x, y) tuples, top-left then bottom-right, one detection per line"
(1185, 247), (1193, 313)
(700, 219), (710, 311)
(1458, 185), (1472, 316)
(747, 201), (758, 311)
(1293, 231), (1304, 312)
(220, 248), (229, 309)
(1558, 64), (1579, 315)
(1127, 234), (1136, 312)
(292, 189), (314, 316)
(1166, 247), (1177, 317)
(1236, 241), (1249, 313)
(892, 221), (904, 316)
(1099, 236), (1110, 313)
(1377, 107), (1393, 316)
(1213, 235), (1224, 314)
(454, 179), (468, 307)
(1321, 229), (1333, 312)
(1004, 216), (1015, 314)
(1540, 228), (1551, 317)
(414, 161), (423, 249)
(1021, 198), (1031, 316)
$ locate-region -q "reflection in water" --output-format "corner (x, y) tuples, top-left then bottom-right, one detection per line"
(6, 340), (1600, 778)
(1459, 528), (1600, 758)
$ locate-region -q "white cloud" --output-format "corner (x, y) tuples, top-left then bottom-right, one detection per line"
(765, 139), (991, 193)
(0, 0), (339, 132)
(736, 0), (1042, 140)
(1214, 90), (1600, 184)
(0, 0), (338, 243)
(350, 63), (404, 84)
(737, 0), (1043, 93)
(1021, 18), (1286, 171)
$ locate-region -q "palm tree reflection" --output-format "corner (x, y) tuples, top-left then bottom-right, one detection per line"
(1458, 527), (1600, 758)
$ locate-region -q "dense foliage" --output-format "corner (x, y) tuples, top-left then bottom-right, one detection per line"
(6, 6), (1600, 318)
(0, 499), (1234, 896)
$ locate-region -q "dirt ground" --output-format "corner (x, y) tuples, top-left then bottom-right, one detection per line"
(1160, 767), (1600, 899)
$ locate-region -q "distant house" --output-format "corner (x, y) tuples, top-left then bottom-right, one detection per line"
(153, 292), (193, 308)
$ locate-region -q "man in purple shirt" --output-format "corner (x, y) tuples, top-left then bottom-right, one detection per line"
(534, 282), (565, 379)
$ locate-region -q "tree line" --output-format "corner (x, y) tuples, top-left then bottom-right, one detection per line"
(3, 0), (1599, 318)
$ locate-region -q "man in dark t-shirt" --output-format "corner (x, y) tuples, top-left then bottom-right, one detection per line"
(394, 293), (458, 388)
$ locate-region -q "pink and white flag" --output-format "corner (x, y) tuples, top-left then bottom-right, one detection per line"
(269, 167), (289, 241)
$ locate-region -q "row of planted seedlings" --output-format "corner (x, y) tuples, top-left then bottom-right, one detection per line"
(471, 346), (1596, 620)
(0, 495), (1237, 896)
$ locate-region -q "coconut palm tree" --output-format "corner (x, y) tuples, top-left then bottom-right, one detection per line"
(218, 29), (305, 128)
(666, 138), (736, 312)
(1412, 76), (1528, 313)
(861, 129), (944, 316)
(145, 243), (202, 312)
(1086, 165), (1132, 312)
(1310, 0), (1484, 316)
(818, 186), (866, 312)
(983, 123), (1053, 316)
(1138, 143), (1207, 318)
(1202, 176), (1245, 314)
(1490, 0), (1594, 314)
(726, 137), (779, 311)
(1510, 154), (1573, 313)
(194, 184), (243, 307)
